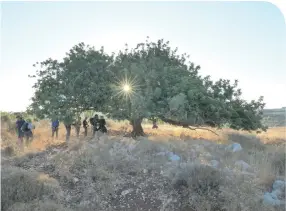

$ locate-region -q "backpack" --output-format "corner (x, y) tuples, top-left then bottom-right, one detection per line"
(27, 123), (34, 130)
(21, 122), (29, 132)
(90, 118), (94, 126)
(52, 120), (59, 128)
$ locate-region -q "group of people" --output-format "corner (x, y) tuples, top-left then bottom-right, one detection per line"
(51, 114), (107, 140)
(15, 115), (35, 149)
(15, 113), (159, 149)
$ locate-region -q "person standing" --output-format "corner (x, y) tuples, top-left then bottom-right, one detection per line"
(15, 115), (25, 150)
(73, 117), (81, 138)
(65, 124), (72, 142)
(83, 117), (89, 137)
(98, 116), (107, 133)
(152, 119), (158, 129)
(92, 114), (99, 136)
(51, 119), (59, 139)
(22, 118), (34, 145)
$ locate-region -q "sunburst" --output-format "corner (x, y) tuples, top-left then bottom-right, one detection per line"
(112, 74), (140, 100)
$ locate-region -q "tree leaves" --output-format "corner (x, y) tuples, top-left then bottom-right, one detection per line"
(29, 38), (267, 132)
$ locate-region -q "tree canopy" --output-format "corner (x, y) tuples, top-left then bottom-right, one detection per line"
(28, 37), (267, 136)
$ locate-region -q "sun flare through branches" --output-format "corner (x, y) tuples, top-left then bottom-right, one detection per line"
(112, 75), (140, 100)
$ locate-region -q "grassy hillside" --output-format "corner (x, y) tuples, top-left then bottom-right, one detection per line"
(263, 108), (286, 127)
(1, 115), (286, 211)
(1, 120), (286, 211)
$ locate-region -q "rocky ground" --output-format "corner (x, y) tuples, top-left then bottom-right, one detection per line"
(1, 133), (285, 211)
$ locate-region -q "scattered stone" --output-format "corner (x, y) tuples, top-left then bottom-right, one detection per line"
(263, 179), (286, 206)
(156, 151), (167, 156)
(210, 160), (220, 168)
(121, 188), (133, 197)
(225, 143), (242, 152)
(168, 152), (180, 161)
(73, 177), (79, 183)
(263, 192), (285, 206)
(235, 160), (251, 171)
(273, 180), (286, 192)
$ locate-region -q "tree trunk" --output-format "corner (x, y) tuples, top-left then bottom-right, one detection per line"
(130, 118), (145, 137)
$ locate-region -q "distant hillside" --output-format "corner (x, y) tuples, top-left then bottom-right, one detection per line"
(262, 107), (286, 127)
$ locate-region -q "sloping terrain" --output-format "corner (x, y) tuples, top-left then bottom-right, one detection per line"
(263, 108), (286, 127)
(1, 132), (285, 211)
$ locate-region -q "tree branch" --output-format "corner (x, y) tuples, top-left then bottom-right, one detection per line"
(158, 115), (219, 136)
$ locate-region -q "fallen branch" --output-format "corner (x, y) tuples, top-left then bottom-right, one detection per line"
(158, 115), (219, 136)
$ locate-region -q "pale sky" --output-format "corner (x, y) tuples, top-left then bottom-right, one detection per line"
(1, 1), (286, 112)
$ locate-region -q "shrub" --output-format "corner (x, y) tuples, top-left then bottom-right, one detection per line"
(2, 146), (15, 156)
(271, 151), (286, 176)
(227, 132), (266, 151)
(6, 200), (72, 211)
(1, 167), (59, 211)
(170, 164), (226, 211)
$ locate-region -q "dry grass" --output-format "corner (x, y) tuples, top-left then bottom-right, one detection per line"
(1, 119), (286, 211)
(1, 167), (60, 211)
(108, 119), (285, 145)
(6, 201), (71, 211)
(2, 119), (285, 154)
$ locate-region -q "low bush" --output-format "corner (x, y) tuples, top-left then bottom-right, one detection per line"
(1, 167), (59, 211)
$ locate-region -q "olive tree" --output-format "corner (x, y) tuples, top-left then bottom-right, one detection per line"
(105, 38), (267, 136)
(29, 38), (267, 138)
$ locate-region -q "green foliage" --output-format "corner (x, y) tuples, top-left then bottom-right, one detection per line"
(28, 43), (113, 124)
(29, 38), (267, 133)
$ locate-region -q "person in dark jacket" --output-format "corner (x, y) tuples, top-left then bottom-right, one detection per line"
(83, 117), (89, 137)
(51, 119), (59, 139)
(98, 116), (107, 133)
(16, 115), (25, 150)
(92, 114), (99, 136)
(21, 118), (34, 145)
(65, 124), (72, 142)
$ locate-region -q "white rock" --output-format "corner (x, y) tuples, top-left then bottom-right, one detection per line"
(121, 188), (133, 197)
(166, 152), (180, 161)
(143, 169), (148, 174)
(263, 192), (285, 206)
(73, 177), (79, 183)
(273, 180), (286, 191)
(156, 151), (168, 156)
(270, 190), (281, 200)
(225, 143), (242, 152)
(235, 160), (251, 171)
(169, 153), (180, 161)
(210, 160), (220, 168)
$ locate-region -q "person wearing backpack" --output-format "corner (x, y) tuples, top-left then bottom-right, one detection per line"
(16, 115), (25, 150)
(51, 119), (59, 139)
(92, 114), (99, 136)
(22, 119), (34, 145)
(98, 116), (107, 133)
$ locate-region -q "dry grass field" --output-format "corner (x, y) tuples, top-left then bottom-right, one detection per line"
(1, 119), (285, 211)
